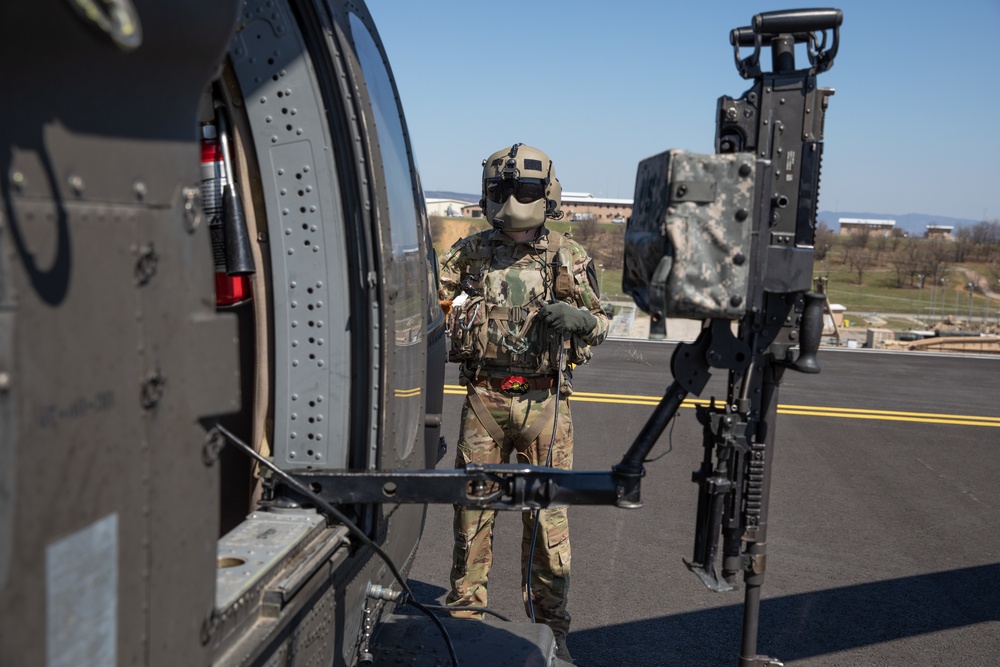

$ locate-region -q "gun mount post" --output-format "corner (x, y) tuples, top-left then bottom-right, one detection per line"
(737, 360), (784, 667)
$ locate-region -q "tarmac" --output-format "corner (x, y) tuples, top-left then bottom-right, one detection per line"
(410, 340), (1000, 666)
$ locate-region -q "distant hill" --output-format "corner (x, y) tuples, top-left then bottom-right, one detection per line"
(818, 211), (979, 236)
(425, 190), (479, 203)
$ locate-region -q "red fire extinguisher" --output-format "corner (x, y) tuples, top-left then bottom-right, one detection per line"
(201, 119), (253, 306)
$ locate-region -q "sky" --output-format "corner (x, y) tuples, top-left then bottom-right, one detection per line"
(367, 1), (1000, 223)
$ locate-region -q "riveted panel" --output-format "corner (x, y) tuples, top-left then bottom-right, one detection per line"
(230, 0), (352, 470)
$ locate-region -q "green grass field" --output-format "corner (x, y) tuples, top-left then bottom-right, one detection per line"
(430, 217), (1000, 327)
(820, 267), (993, 319)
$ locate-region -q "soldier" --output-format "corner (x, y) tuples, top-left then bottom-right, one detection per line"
(438, 143), (609, 664)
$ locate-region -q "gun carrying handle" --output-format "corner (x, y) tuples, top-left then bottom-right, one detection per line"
(753, 8), (843, 35)
(732, 9), (843, 46)
(791, 291), (824, 374)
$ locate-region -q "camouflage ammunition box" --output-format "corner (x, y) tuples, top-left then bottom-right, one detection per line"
(623, 150), (755, 320)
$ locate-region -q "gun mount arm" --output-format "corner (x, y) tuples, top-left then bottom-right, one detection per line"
(292, 465), (633, 510)
(268, 329), (719, 513)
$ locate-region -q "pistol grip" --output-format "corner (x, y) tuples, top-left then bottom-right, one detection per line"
(791, 292), (824, 374)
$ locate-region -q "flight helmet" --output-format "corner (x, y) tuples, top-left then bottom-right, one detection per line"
(480, 143), (562, 232)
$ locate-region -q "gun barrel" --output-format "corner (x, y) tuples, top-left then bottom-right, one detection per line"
(753, 8), (842, 35)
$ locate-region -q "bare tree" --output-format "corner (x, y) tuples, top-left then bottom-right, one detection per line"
(917, 240), (952, 288)
(814, 221), (834, 260)
(953, 226), (973, 263)
(573, 217), (599, 246)
(596, 226), (626, 270)
(889, 227), (906, 252)
(890, 239), (921, 287)
(844, 246), (875, 284)
(848, 226), (871, 249)
(965, 220), (1000, 262)
(871, 233), (890, 263)
(988, 256), (1000, 287)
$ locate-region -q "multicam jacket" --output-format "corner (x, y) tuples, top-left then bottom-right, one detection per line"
(439, 226), (609, 377)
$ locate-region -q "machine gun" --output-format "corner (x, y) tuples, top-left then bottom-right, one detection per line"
(620, 8), (843, 666)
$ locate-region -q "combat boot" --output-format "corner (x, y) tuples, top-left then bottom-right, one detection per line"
(553, 633), (574, 665)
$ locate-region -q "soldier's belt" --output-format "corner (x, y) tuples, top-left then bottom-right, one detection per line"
(473, 374), (557, 395)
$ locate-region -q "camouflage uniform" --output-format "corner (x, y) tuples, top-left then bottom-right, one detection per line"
(438, 225), (608, 640)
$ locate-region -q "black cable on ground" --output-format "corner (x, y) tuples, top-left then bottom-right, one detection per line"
(418, 603), (512, 623)
(213, 424), (459, 667)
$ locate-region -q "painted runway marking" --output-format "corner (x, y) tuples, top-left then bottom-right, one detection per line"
(443, 386), (1000, 427)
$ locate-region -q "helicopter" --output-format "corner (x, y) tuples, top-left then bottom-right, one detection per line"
(0, 0), (466, 664)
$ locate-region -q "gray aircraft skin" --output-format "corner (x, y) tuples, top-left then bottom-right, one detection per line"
(0, 1), (469, 665)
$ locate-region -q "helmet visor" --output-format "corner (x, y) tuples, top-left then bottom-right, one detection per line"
(484, 177), (547, 205)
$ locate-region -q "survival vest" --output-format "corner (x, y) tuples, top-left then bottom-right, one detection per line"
(448, 231), (592, 374)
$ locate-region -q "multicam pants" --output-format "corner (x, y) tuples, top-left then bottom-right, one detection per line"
(446, 383), (574, 638)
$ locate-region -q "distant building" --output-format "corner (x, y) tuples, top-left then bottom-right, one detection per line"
(425, 197), (475, 217)
(825, 303), (846, 334)
(561, 192), (632, 223)
(924, 224), (954, 240)
(838, 217), (895, 236)
(432, 192), (634, 223)
(461, 203), (483, 218)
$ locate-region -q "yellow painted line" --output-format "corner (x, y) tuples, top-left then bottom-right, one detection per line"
(442, 385), (1000, 427)
(777, 403), (1000, 423)
(444, 386), (707, 406)
(394, 387), (422, 397)
(775, 409), (999, 427)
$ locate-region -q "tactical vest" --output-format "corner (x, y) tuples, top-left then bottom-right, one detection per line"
(448, 232), (592, 374)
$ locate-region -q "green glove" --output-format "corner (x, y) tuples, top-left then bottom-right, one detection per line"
(541, 301), (597, 335)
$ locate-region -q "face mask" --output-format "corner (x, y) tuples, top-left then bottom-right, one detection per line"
(491, 195), (547, 232)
